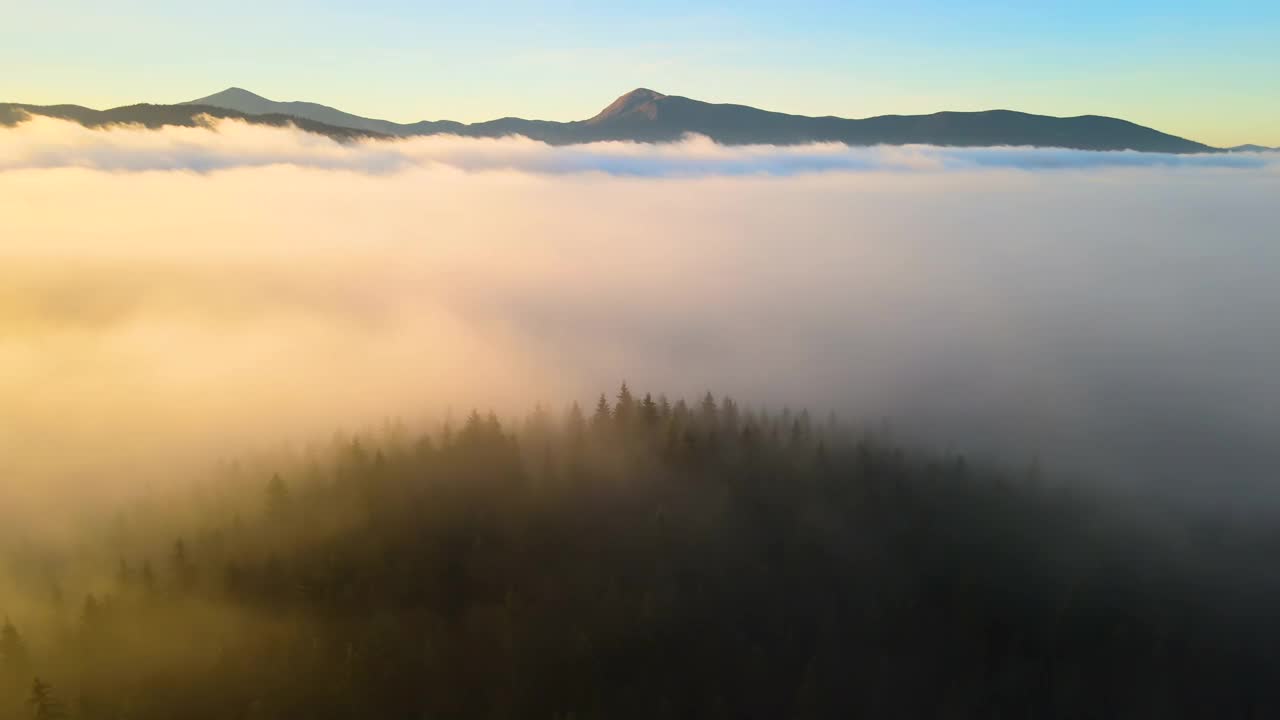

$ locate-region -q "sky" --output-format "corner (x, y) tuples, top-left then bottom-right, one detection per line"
(2, 1), (1277, 147)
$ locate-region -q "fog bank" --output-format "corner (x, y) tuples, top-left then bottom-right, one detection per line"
(2, 115), (1275, 176)
(3, 119), (1279, 527)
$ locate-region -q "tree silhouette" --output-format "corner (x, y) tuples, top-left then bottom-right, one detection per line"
(614, 382), (636, 430)
(639, 392), (659, 428)
(266, 472), (291, 518)
(591, 394), (611, 434)
(2, 387), (1279, 718)
(0, 617), (30, 682)
(115, 557), (134, 591)
(171, 538), (196, 591)
(27, 679), (65, 720)
(564, 401), (586, 439)
(699, 391), (718, 432)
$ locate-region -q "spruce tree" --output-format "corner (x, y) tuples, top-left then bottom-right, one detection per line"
(27, 679), (65, 720)
(639, 393), (659, 428)
(0, 618), (29, 682)
(614, 382), (636, 430)
(266, 472), (291, 518)
(699, 392), (719, 432)
(591, 394), (612, 433)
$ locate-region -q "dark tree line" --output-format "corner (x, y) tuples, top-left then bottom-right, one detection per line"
(3, 385), (1280, 719)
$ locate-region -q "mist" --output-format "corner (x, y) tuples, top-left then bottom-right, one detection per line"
(2, 114), (1274, 176)
(3, 116), (1280, 527)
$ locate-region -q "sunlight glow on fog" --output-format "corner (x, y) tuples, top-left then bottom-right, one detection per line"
(2, 117), (1279, 523)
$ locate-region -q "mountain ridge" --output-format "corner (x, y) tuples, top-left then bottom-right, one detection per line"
(1, 87), (1251, 153)
(168, 87), (1235, 153)
(0, 101), (384, 140)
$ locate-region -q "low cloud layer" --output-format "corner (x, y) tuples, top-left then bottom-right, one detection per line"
(2, 118), (1280, 531)
(1, 115), (1276, 176)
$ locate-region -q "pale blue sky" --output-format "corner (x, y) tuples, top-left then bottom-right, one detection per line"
(3, 1), (1277, 146)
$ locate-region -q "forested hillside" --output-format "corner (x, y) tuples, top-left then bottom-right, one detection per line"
(2, 386), (1277, 719)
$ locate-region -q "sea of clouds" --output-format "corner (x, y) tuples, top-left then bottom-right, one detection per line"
(1, 114), (1275, 176)
(2, 116), (1279, 527)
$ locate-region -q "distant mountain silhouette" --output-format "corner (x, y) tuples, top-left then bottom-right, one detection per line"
(1226, 144), (1276, 152)
(184, 87), (1216, 153)
(3, 87), (1227, 153)
(183, 88), (460, 136)
(0, 102), (384, 140)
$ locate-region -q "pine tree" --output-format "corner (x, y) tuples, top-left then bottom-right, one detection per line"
(0, 617), (30, 681)
(81, 594), (101, 626)
(591, 394), (612, 434)
(671, 398), (690, 424)
(172, 539), (194, 591)
(614, 382), (636, 430)
(523, 402), (553, 447)
(266, 473), (291, 518)
(27, 679), (66, 720)
(80, 594), (107, 654)
(564, 402), (586, 440)
(564, 402), (587, 482)
(639, 393), (659, 428)
(699, 392), (718, 432)
(720, 397), (740, 436)
(116, 558), (134, 590)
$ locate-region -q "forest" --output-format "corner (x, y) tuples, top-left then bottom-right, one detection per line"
(2, 384), (1278, 719)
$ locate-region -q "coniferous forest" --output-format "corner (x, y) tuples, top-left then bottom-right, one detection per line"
(2, 385), (1278, 719)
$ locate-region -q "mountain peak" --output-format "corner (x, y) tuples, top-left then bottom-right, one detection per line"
(587, 88), (668, 123)
(620, 88), (665, 103)
(186, 87), (270, 106)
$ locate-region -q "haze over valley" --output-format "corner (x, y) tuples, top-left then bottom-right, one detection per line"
(3, 3), (1280, 715)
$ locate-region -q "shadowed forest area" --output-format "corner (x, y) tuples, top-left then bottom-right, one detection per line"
(2, 385), (1279, 719)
